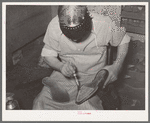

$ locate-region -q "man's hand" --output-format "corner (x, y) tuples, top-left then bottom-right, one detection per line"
(44, 56), (77, 78)
(60, 62), (76, 78)
(102, 64), (120, 88)
(103, 42), (129, 88)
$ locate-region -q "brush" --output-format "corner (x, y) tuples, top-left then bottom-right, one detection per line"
(73, 73), (80, 90)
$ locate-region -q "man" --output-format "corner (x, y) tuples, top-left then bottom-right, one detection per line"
(33, 5), (130, 110)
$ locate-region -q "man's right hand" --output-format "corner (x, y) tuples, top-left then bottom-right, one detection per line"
(60, 62), (76, 78)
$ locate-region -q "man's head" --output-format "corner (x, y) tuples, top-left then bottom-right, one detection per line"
(58, 5), (92, 43)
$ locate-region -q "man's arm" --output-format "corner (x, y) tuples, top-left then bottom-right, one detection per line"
(44, 56), (64, 72)
(113, 42), (129, 71)
(44, 56), (76, 78)
(103, 42), (129, 88)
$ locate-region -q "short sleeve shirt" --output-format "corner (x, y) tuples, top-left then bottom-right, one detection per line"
(41, 14), (130, 57)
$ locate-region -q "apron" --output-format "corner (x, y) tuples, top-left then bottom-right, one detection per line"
(32, 29), (108, 110)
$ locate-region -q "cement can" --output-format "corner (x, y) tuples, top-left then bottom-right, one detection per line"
(6, 92), (20, 110)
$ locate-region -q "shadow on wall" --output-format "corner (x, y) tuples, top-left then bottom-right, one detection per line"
(6, 5), (58, 70)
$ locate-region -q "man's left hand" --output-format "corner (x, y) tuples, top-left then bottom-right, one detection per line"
(102, 64), (120, 88)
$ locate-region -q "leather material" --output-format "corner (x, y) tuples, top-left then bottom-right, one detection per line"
(76, 68), (120, 110)
(76, 69), (108, 104)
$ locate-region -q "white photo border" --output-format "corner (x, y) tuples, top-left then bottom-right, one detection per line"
(2, 2), (149, 121)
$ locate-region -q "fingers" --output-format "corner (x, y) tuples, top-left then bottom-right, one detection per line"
(67, 64), (75, 74)
(103, 75), (117, 89)
(103, 77), (109, 89)
(69, 62), (76, 72)
(111, 76), (117, 82)
(61, 62), (76, 77)
(66, 63), (76, 77)
(62, 66), (71, 77)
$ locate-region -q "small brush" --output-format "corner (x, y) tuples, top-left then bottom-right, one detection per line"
(73, 73), (80, 87)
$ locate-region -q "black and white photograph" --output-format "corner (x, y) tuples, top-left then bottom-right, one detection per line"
(2, 2), (148, 121)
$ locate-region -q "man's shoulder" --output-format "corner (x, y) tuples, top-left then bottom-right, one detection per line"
(92, 13), (112, 34)
(50, 15), (59, 25)
(92, 13), (112, 23)
(48, 15), (62, 35)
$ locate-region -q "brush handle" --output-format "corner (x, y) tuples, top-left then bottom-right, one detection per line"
(73, 73), (79, 86)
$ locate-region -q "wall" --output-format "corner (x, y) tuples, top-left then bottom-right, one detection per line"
(120, 5), (145, 69)
(50, 6), (58, 19)
(87, 5), (121, 21)
(121, 5), (145, 35)
(6, 5), (145, 68)
(87, 5), (145, 66)
(6, 5), (55, 68)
